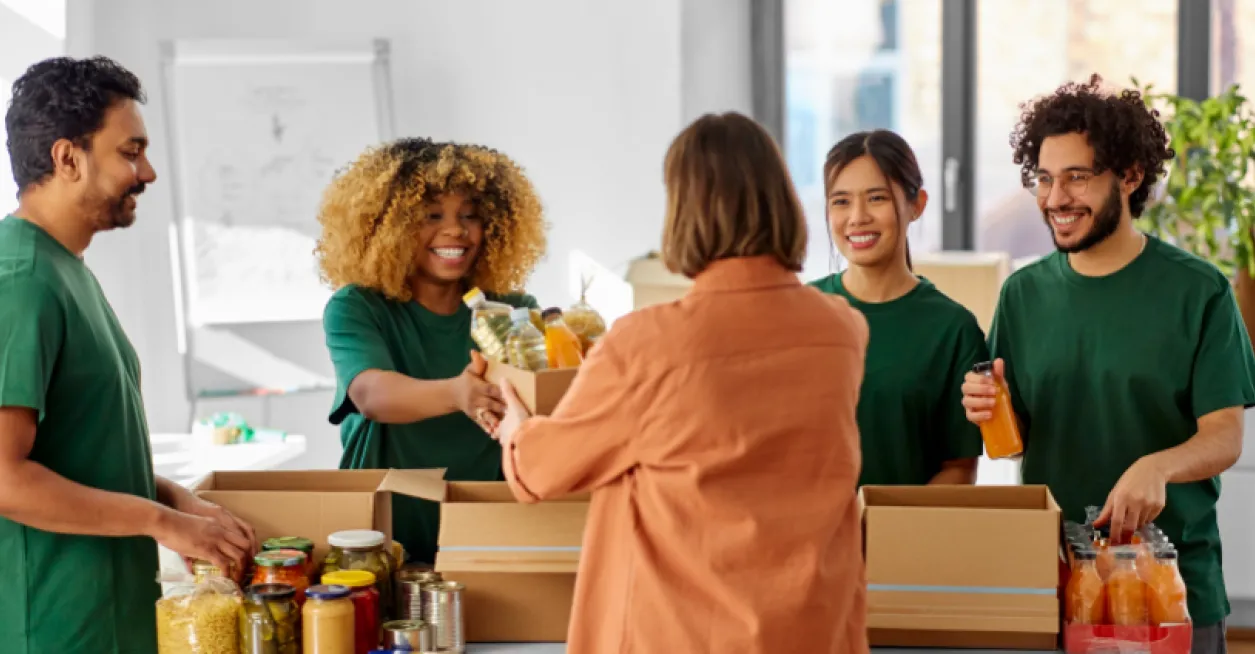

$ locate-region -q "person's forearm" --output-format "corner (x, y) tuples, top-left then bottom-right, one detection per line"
(351, 370), (460, 424)
(0, 458), (167, 538)
(1144, 411), (1244, 484)
(929, 459), (978, 485)
(155, 475), (192, 509)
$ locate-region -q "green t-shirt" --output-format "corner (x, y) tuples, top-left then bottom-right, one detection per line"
(0, 216), (159, 653)
(323, 284), (539, 564)
(988, 236), (1255, 627)
(811, 274), (987, 486)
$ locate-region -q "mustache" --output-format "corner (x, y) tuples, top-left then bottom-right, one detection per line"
(126, 184), (146, 197)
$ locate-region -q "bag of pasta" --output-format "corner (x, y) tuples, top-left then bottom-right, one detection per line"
(156, 575), (243, 654)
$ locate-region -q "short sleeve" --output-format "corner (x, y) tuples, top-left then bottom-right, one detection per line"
(0, 276), (63, 421)
(1190, 283), (1255, 418)
(323, 288), (397, 425)
(986, 281), (1031, 426)
(942, 316), (989, 461)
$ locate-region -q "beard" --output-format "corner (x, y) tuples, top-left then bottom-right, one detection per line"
(89, 183), (145, 231)
(1045, 178), (1122, 254)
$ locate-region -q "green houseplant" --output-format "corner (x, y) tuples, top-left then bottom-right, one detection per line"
(1136, 80), (1255, 347)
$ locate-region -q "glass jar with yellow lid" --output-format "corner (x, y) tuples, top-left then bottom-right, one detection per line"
(322, 570), (380, 654)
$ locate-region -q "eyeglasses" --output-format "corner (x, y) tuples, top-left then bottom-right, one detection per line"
(1025, 170), (1096, 198)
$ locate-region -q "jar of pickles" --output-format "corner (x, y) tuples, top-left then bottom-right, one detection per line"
(252, 550), (310, 607)
(321, 570), (380, 654)
(322, 530), (394, 618)
(263, 537), (317, 580)
(302, 584), (355, 654)
(241, 583), (299, 654)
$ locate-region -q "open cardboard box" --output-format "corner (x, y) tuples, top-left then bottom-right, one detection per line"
(193, 468), (588, 643)
(861, 484), (1062, 650)
(484, 359), (578, 415)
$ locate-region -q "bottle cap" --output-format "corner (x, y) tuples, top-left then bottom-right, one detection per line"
(510, 307), (532, 322)
(322, 570), (377, 588)
(462, 288), (485, 305)
(1114, 548), (1138, 560)
(328, 529), (386, 548)
(1074, 549), (1098, 561)
(971, 361), (994, 374)
(1154, 548), (1179, 561)
(305, 584), (352, 600)
(541, 307), (563, 320)
(245, 583), (297, 601)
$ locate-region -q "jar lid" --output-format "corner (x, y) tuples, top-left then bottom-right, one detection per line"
(322, 570), (377, 588)
(245, 583), (297, 601)
(263, 536), (314, 552)
(305, 584), (351, 600)
(254, 550), (306, 567)
(328, 529), (386, 548)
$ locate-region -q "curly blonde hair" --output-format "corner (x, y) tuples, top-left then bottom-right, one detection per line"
(315, 138), (547, 301)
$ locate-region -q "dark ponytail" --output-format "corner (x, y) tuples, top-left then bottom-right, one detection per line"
(822, 129), (923, 271)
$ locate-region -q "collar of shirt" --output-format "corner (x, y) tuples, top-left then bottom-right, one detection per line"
(690, 255), (800, 294)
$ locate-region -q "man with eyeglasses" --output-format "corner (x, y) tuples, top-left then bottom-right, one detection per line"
(960, 75), (1254, 654)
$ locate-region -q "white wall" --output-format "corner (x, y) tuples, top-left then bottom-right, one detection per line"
(68, 0), (751, 469)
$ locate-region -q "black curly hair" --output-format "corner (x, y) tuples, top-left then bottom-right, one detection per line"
(1010, 74), (1174, 217)
(5, 56), (145, 195)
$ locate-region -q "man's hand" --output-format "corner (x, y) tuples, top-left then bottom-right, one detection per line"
(151, 508), (253, 578)
(454, 351), (506, 433)
(493, 378), (533, 450)
(960, 358), (1005, 424)
(1095, 456), (1168, 543)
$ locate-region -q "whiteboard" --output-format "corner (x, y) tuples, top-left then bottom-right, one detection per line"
(161, 39), (394, 326)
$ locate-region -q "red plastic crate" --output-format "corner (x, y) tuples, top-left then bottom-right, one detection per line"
(1064, 623), (1192, 654)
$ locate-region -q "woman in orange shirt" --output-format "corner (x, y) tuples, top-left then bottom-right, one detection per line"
(493, 113), (870, 654)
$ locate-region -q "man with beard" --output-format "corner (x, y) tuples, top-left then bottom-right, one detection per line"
(961, 76), (1254, 654)
(0, 57), (256, 653)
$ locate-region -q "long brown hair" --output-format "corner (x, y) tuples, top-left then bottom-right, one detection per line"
(823, 129), (922, 270)
(662, 112), (807, 278)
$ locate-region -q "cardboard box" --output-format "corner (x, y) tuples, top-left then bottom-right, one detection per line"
(195, 469), (589, 643)
(625, 252), (692, 309)
(1064, 624), (1192, 654)
(191, 469), (447, 561)
(432, 482), (587, 642)
(861, 485), (1062, 650)
(484, 359), (578, 416)
(912, 250), (1012, 333)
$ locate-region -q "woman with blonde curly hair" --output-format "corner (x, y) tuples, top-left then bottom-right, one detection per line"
(317, 137), (546, 564)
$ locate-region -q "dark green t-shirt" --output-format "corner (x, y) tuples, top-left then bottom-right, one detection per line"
(810, 274), (987, 486)
(0, 216), (160, 653)
(323, 284), (539, 564)
(988, 236), (1255, 626)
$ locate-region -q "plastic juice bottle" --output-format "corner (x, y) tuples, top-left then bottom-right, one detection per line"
(1107, 549), (1149, 626)
(1147, 549), (1190, 625)
(541, 308), (585, 369)
(505, 307), (548, 372)
(464, 288), (513, 363)
(971, 361), (1024, 459)
(1066, 549), (1108, 625)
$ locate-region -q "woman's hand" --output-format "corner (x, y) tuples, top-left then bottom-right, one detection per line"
(493, 378), (533, 449)
(454, 351), (506, 432)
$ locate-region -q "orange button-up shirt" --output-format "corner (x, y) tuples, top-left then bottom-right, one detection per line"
(503, 255), (869, 653)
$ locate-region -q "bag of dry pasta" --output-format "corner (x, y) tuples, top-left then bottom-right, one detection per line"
(156, 576), (243, 654)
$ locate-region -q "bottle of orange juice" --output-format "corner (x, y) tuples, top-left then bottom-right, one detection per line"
(541, 308), (585, 369)
(1107, 549), (1149, 626)
(1066, 549), (1108, 625)
(971, 361), (1024, 459)
(1147, 548), (1190, 625)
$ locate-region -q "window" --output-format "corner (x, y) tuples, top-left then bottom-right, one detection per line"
(974, 0), (1179, 262)
(1212, 0), (1255, 94)
(784, 0), (943, 283)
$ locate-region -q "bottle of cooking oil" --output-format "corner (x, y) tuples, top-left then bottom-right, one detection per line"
(464, 288), (513, 363)
(505, 308), (549, 372)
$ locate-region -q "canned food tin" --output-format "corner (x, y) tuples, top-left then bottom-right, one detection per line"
(380, 618), (432, 651)
(420, 581), (465, 652)
(396, 569), (443, 621)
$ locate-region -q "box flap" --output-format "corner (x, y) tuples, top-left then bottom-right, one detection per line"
(378, 469), (447, 502)
(861, 485), (1056, 511)
(436, 549), (579, 574)
(199, 469), (389, 492)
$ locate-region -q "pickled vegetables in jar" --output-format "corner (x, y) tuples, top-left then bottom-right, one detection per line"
(240, 583), (299, 654)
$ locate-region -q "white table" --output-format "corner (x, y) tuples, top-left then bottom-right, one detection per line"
(150, 432), (307, 488)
